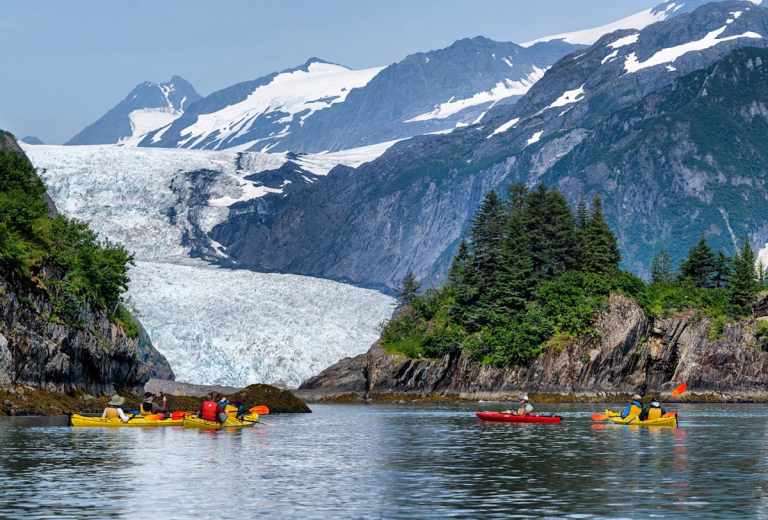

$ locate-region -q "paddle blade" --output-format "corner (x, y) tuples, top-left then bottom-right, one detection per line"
(250, 405), (270, 415)
(591, 413), (608, 421)
(671, 383), (688, 396)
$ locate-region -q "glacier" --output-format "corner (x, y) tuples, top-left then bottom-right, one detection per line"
(24, 144), (396, 387)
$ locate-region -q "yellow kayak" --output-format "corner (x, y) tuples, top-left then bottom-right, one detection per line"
(182, 414), (257, 430)
(70, 414), (183, 427)
(609, 413), (678, 428)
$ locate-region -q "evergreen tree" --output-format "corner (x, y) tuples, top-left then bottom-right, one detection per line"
(680, 236), (716, 288)
(758, 261), (767, 288)
(448, 241), (470, 288)
(524, 186), (580, 284)
(496, 200), (534, 312)
(397, 271), (421, 306)
(713, 251), (732, 289)
(729, 241), (760, 314)
(581, 196), (621, 275)
(576, 199), (589, 231)
(650, 250), (674, 285)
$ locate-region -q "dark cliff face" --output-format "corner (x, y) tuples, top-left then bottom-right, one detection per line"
(210, 3), (768, 289)
(300, 294), (768, 400)
(0, 132), (173, 393)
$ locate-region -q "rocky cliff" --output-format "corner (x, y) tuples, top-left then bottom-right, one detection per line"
(300, 294), (768, 401)
(0, 131), (173, 394)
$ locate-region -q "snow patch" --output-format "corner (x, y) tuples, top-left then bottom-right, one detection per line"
(548, 85), (586, 109)
(405, 66), (546, 123)
(522, 2), (678, 47)
(526, 130), (544, 146)
(608, 33), (640, 49)
(624, 26), (763, 73)
(121, 108), (182, 146)
(178, 62), (383, 149)
(602, 49), (620, 65)
(488, 117), (520, 138)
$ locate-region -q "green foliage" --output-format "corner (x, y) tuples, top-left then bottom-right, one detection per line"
(396, 271), (421, 306)
(581, 196), (621, 275)
(680, 236), (717, 288)
(0, 150), (134, 326)
(651, 250), (675, 285)
(729, 240), (760, 315)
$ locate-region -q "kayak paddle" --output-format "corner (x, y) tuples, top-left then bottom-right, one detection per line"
(671, 383), (688, 396)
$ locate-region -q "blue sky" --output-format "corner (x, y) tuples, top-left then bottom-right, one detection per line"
(1, 0), (658, 144)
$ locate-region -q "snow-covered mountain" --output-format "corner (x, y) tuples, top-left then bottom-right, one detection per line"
(66, 76), (201, 146)
(23, 143), (396, 386)
(73, 39), (576, 154)
(521, 0), (726, 47)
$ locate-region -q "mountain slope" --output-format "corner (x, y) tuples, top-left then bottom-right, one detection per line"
(206, 1), (768, 289)
(140, 39), (578, 153)
(66, 76), (201, 145)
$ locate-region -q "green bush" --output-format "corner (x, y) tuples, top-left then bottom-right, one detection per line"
(0, 150), (135, 327)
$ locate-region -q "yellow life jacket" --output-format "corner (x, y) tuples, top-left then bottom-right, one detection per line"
(647, 407), (663, 420)
(104, 407), (119, 419)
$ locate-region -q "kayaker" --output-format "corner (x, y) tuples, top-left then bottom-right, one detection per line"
(639, 400), (667, 421)
(217, 395), (230, 424)
(139, 392), (154, 415)
(101, 394), (130, 423)
(199, 395), (219, 423)
(152, 392), (169, 419)
(620, 394), (644, 419)
(504, 394), (534, 416)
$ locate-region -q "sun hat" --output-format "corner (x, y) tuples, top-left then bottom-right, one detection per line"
(519, 393), (529, 401)
(107, 394), (125, 407)
(632, 394), (642, 400)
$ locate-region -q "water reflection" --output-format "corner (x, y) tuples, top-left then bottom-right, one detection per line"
(1, 404), (768, 518)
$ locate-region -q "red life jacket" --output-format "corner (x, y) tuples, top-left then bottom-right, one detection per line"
(200, 400), (218, 422)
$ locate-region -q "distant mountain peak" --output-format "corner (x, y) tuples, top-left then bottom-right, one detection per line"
(66, 76), (202, 146)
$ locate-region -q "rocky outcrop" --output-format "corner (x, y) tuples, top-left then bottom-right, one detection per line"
(300, 295), (768, 401)
(0, 270), (172, 395)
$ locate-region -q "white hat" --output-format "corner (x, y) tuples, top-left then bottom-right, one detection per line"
(519, 393), (529, 401)
(651, 401), (660, 407)
(632, 394), (642, 400)
(107, 394), (125, 407)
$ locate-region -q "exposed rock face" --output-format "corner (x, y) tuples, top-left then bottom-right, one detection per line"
(300, 295), (768, 400)
(0, 271), (172, 395)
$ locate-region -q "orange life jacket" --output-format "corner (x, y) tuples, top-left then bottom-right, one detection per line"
(200, 400), (218, 422)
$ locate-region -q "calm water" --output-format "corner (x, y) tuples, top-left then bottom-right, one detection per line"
(2, 403), (768, 519)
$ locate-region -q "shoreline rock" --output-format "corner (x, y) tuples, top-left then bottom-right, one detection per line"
(300, 294), (768, 404)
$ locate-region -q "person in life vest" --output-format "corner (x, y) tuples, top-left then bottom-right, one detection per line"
(217, 396), (230, 424)
(102, 394), (130, 423)
(139, 392), (154, 415)
(199, 395), (219, 423)
(621, 394), (644, 419)
(504, 394), (534, 416)
(639, 400), (667, 421)
(152, 392), (169, 419)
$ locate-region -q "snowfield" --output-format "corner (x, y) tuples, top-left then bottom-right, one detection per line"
(24, 144), (396, 387)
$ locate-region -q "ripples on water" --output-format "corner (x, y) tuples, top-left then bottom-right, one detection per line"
(2, 404), (768, 519)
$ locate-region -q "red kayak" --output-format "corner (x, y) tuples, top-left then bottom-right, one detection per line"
(476, 411), (562, 424)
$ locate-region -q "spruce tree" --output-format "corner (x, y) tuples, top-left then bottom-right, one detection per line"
(581, 196), (621, 275)
(397, 271), (421, 306)
(680, 236), (716, 288)
(448, 240), (470, 288)
(524, 185), (580, 284)
(729, 240), (760, 314)
(650, 250), (674, 285)
(496, 199), (534, 312)
(576, 199), (589, 231)
(713, 251), (732, 289)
